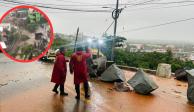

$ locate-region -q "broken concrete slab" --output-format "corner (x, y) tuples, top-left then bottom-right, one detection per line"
(127, 69), (159, 95)
(93, 56), (107, 75)
(186, 69), (194, 104)
(156, 63), (171, 78)
(100, 64), (126, 82)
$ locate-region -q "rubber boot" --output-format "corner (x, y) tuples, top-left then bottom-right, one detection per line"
(60, 84), (68, 96)
(75, 84), (80, 100)
(84, 82), (90, 99)
(52, 84), (59, 94)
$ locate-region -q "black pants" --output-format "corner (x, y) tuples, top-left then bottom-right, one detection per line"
(75, 81), (89, 97)
(53, 84), (64, 93)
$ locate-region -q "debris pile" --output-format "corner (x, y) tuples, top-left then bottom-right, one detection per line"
(186, 69), (194, 104)
(100, 64), (126, 82)
(128, 69), (159, 95)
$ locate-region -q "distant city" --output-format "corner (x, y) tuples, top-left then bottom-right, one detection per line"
(126, 39), (194, 63)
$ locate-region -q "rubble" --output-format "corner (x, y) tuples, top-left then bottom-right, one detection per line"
(114, 82), (131, 92)
(175, 69), (187, 81)
(100, 64), (126, 82)
(128, 69), (158, 95)
(186, 69), (194, 104)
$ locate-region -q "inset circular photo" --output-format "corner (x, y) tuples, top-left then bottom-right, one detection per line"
(0, 5), (54, 62)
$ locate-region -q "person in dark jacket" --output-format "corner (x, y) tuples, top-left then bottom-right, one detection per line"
(51, 47), (68, 96)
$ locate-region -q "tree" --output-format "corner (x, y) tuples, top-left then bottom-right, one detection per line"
(101, 35), (127, 60)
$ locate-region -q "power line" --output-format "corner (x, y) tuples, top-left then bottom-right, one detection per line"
(1, 0), (112, 13)
(0, 3), (13, 8)
(4, 0), (194, 7)
(52, 0), (98, 5)
(123, 0), (159, 9)
(124, 0), (194, 7)
(0, 4), (97, 14)
(118, 17), (194, 33)
(104, 21), (115, 34)
(5, 0), (106, 7)
(124, 3), (194, 12)
(3, 0), (194, 12)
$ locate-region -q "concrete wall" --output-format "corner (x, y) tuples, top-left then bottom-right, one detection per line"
(117, 65), (175, 76)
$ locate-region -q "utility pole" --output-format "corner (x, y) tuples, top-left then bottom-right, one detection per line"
(74, 27), (79, 52)
(97, 41), (100, 58)
(111, 0), (120, 61)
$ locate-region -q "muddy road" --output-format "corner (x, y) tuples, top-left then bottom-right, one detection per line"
(0, 54), (194, 112)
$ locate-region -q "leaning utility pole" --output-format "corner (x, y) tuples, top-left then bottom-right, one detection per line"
(111, 0), (119, 61)
(74, 27), (79, 52)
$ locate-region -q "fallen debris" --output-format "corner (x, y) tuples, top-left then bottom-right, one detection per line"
(128, 69), (159, 95)
(100, 64), (126, 82)
(114, 82), (131, 92)
(186, 69), (194, 104)
(107, 88), (114, 93)
(0, 83), (8, 87)
(175, 69), (187, 81)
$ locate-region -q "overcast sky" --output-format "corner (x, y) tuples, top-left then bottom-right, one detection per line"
(0, 0), (194, 42)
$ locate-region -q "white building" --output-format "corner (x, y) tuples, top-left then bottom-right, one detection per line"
(190, 53), (194, 61)
(0, 23), (11, 31)
(0, 41), (7, 49)
(0, 27), (3, 32)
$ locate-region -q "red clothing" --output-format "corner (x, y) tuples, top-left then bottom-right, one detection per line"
(69, 51), (91, 84)
(51, 53), (68, 84)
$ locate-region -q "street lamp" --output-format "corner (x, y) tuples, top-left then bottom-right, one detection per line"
(97, 39), (104, 58)
(87, 38), (92, 43)
(98, 39), (103, 45)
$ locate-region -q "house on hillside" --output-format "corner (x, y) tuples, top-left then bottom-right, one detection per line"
(189, 53), (194, 63)
(0, 23), (11, 31)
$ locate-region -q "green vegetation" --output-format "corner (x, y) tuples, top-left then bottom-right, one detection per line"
(114, 49), (194, 72)
(25, 12), (47, 33)
(101, 35), (127, 60)
(65, 49), (73, 57)
(20, 34), (30, 41)
(26, 23), (38, 33)
(51, 34), (71, 50)
(51, 33), (73, 57)
(9, 47), (20, 57)
(4, 28), (19, 45)
(20, 44), (34, 59)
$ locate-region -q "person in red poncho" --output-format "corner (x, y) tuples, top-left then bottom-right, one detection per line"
(51, 47), (68, 96)
(69, 47), (91, 99)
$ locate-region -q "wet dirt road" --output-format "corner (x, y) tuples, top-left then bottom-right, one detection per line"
(0, 54), (194, 112)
